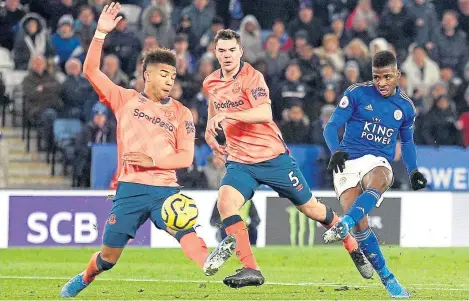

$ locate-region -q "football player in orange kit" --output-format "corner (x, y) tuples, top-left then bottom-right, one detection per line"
(202, 29), (373, 288)
(60, 3), (234, 297)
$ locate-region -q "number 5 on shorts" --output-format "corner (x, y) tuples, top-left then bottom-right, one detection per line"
(289, 171), (299, 187)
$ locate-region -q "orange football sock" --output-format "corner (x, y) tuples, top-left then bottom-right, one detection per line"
(225, 219), (259, 270)
(82, 252), (101, 284)
(179, 232), (209, 269)
(325, 214), (358, 253)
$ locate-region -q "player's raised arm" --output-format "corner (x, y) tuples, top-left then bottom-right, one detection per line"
(399, 110), (427, 190)
(151, 108), (195, 169)
(83, 2), (132, 112)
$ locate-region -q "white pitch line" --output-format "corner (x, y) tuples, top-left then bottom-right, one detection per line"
(0, 275), (468, 292)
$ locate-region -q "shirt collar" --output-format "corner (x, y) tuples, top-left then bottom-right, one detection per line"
(141, 92), (170, 104)
(220, 61), (244, 79)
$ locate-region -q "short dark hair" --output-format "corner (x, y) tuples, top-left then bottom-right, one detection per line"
(142, 48), (176, 73)
(372, 51), (396, 68)
(213, 29), (241, 46)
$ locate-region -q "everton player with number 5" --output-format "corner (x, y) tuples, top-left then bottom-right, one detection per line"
(322, 51), (427, 298)
(202, 29), (373, 288)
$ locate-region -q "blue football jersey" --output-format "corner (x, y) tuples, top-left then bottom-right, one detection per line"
(332, 82), (416, 163)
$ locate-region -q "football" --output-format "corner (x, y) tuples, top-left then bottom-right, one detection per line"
(161, 193), (199, 231)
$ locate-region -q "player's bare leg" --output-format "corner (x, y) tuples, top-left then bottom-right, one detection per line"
(296, 196), (373, 279)
(60, 244), (125, 298)
(325, 167), (410, 298)
(207, 185), (265, 288)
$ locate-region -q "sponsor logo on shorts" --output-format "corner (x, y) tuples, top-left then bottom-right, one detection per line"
(295, 184), (304, 191)
(107, 214), (116, 225)
(339, 177), (347, 185)
(251, 87), (267, 100)
(214, 99), (245, 110)
(134, 109), (175, 132)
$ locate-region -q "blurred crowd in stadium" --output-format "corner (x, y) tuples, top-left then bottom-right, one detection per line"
(0, 0), (468, 188)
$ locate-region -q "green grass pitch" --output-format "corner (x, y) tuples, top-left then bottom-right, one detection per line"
(0, 247), (468, 300)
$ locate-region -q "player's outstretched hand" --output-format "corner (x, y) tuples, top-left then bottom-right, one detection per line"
(409, 169), (427, 190)
(122, 152), (154, 168)
(97, 2), (123, 34)
(327, 151), (349, 173)
(207, 113), (226, 137)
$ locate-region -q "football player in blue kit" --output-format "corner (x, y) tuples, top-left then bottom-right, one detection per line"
(322, 51), (427, 298)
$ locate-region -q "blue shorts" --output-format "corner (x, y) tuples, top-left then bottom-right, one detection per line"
(220, 153), (312, 206)
(103, 182), (179, 248)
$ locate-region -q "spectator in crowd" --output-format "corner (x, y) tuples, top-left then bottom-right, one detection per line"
(0, 0), (25, 51)
(344, 38), (371, 80)
(22, 55), (63, 150)
(401, 44), (440, 99)
(47, 57), (67, 83)
(329, 15), (348, 48)
(288, 1), (323, 47)
(13, 13), (55, 70)
(189, 86), (209, 126)
(440, 65), (465, 104)
(175, 14), (198, 53)
(341, 60), (362, 90)
(457, 0), (469, 39)
(424, 80), (449, 113)
(422, 94), (462, 146)
(272, 61), (310, 120)
(28, 0), (77, 31)
(271, 19), (293, 53)
(345, 0), (379, 38)
(103, 13), (142, 76)
(279, 103), (311, 144)
(259, 35), (289, 81)
(430, 10), (468, 76)
(194, 56), (214, 86)
(61, 58), (93, 120)
(320, 63), (342, 91)
(102, 54), (129, 87)
(307, 83), (337, 121)
(51, 15), (84, 70)
(174, 33), (196, 73)
(378, 0), (416, 61)
(407, 0), (439, 46)
(239, 15), (262, 64)
(296, 43), (321, 88)
(74, 102), (116, 188)
(314, 33), (345, 73)
(141, 0), (173, 27)
(175, 53), (197, 100)
(74, 5), (97, 53)
(141, 6), (175, 48)
(344, 15), (374, 47)
(142, 36), (159, 53)
(203, 153), (226, 190)
(198, 16), (224, 55)
(129, 55), (144, 91)
(181, 0), (214, 41)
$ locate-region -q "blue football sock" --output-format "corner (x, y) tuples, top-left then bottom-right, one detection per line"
(343, 188), (381, 229)
(353, 227), (391, 280)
